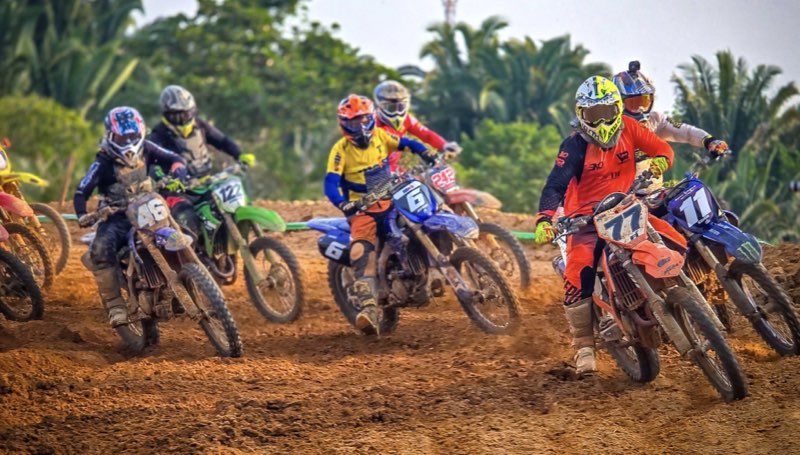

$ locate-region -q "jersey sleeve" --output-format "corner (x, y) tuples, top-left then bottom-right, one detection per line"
(649, 111), (709, 149)
(73, 157), (104, 216)
(537, 136), (585, 220)
(144, 140), (186, 172)
(376, 128), (400, 153)
(629, 117), (674, 165)
(200, 118), (243, 159)
(405, 115), (446, 150)
(324, 142), (346, 206)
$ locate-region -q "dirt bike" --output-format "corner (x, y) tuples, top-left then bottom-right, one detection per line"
(310, 172), (520, 335)
(653, 156), (800, 356)
(0, 223), (44, 321)
(554, 173), (747, 401)
(184, 163), (304, 323)
(410, 157), (531, 288)
(0, 191), (54, 289)
(80, 183), (243, 356)
(0, 138), (71, 274)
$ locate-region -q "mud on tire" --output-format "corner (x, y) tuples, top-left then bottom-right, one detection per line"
(0, 248), (44, 321)
(477, 222), (531, 289)
(29, 202), (72, 275)
(3, 222), (54, 289)
(245, 236), (305, 323)
(327, 261), (399, 335)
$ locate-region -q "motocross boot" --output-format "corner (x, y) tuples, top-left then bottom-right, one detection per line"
(93, 267), (128, 327)
(564, 297), (597, 375)
(352, 277), (380, 333)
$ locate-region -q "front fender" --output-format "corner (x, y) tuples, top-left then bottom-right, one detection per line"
(0, 224), (8, 242)
(422, 212), (479, 239)
(631, 240), (685, 279)
(0, 192), (33, 217)
(234, 206), (286, 232)
(701, 220), (762, 264)
(11, 172), (49, 187)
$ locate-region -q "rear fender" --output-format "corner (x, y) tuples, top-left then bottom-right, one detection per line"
(445, 189), (502, 209)
(631, 240), (685, 279)
(234, 206), (286, 232)
(701, 220), (762, 264)
(422, 211), (479, 239)
(0, 192), (33, 217)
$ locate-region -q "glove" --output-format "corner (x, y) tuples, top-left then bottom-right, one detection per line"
(648, 156), (669, 178)
(239, 153), (256, 168)
(164, 178), (185, 193)
(78, 214), (95, 228)
(703, 136), (730, 159)
(440, 142), (462, 160)
(534, 221), (555, 245)
(420, 150), (438, 165)
(169, 164), (188, 182)
(338, 201), (358, 217)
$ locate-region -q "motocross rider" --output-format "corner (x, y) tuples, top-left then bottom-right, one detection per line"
(147, 85), (256, 234)
(324, 94), (434, 333)
(533, 77), (675, 375)
(373, 80), (462, 171)
(613, 60), (730, 186)
(74, 107), (187, 327)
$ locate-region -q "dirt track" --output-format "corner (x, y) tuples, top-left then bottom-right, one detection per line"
(1, 201), (800, 454)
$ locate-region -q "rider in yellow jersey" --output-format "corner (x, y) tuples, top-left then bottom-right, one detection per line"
(324, 94), (435, 332)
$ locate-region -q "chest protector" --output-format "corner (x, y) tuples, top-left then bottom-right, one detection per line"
(179, 128), (212, 177)
(107, 159), (153, 204)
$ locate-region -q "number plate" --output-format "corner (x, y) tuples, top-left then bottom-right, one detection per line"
(595, 202), (646, 245)
(429, 165), (457, 192)
(213, 177), (246, 212)
(393, 180), (433, 215)
(130, 195), (170, 228)
(669, 183), (718, 229)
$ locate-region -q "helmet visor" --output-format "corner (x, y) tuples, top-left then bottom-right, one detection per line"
(111, 131), (142, 147)
(377, 99), (408, 116)
(340, 114), (374, 132)
(623, 94), (653, 114)
(165, 110), (195, 126)
(581, 103), (620, 126)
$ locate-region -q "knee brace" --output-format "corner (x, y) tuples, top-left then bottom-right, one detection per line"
(350, 240), (375, 277)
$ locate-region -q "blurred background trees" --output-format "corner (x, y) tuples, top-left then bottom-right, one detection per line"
(0, 0), (798, 240)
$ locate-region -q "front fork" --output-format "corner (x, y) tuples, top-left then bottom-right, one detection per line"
(140, 230), (204, 321)
(400, 213), (475, 303)
(692, 237), (761, 320)
(220, 212), (269, 287)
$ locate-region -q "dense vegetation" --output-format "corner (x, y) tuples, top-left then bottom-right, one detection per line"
(0, 0), (798, 240)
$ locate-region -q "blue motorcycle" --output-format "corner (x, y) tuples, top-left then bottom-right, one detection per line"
(309, 173), (520, 335)
(656, 159), (800, 355)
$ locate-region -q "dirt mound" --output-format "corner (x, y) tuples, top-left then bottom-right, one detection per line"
(1, 201), (799, 454)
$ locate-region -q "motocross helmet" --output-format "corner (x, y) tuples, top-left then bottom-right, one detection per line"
(160, 85), (197, 138)
(575, 76), (624, 149)
(337, 94), (376, 149)
(103, 106), (146, 168)
(373, 80), (410, 130)
(612, 61), (656, 120)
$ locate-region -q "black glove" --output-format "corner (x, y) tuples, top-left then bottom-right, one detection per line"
(420, 150), (438, 165)
(338, 201), (358, 217)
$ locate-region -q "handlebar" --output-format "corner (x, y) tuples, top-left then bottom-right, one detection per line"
(187, 162), (247, 190)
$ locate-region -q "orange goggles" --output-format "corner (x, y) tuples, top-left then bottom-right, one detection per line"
(623, 94), (653, 113)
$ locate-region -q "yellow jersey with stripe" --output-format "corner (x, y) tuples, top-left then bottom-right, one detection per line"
(325, 128), (400, 203)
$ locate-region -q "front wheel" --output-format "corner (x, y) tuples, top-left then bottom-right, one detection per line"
(245, 236), (305, 323)
(725, 261), (800, 356)
(668, 287), (748, 401)
(29, 203), (71, 275)
(449, 246), (521, 334)
(476, 222), (531, 289)
(3, 222), (54, 289)
(180, 263), (243, 357)
(0, 248), (44, 321)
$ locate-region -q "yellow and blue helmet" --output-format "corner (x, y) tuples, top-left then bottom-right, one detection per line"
(575, 76), (624, 148)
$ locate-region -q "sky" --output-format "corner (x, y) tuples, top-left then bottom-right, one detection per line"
(139, 0), (800, 112)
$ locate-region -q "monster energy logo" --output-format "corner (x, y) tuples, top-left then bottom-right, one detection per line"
(737, 242), (762, 262)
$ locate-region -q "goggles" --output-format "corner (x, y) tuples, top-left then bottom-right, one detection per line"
(164, 109), (196, 126)
(623, 94), (653, 114)
(340, 114), (374, 132)
(377, 99), (408, 115)
(110, 131), (142, 146)
(580, 103), (620, 126)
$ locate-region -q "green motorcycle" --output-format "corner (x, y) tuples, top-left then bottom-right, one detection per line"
(185, 164), (304, 323)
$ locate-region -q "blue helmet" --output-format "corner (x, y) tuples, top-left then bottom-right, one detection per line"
(103, 106), (146, 167)
(612, 61), (656, 118)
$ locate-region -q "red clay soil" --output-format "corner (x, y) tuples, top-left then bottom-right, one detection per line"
(1, 201), (799, 454)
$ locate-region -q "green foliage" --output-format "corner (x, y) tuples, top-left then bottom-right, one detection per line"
(0, 96), (101, 201)
(457, 120), (561, 214)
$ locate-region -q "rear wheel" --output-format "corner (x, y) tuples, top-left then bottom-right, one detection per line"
(596, 306), (660, 383)
(476, 222), (531, 289)
(114, 319), (160, 354)
(668, 287), (748, 401)
(245, 236), (304, 323)
(29, 203), (71, 275)
(0, 248), (44, 321)
(449, 246), (520, 334)
(327, 261), (399, 335)
(725, 261), (800, 356)
(180, 263), (242, 357)
(2, 222), (54, 289)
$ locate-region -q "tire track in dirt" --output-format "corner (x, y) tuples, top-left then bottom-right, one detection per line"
(0, 202), (799, 454)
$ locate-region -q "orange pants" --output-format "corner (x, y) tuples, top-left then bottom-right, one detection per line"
(349, 200), (392, 244)
(564, 214), (686, 303)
